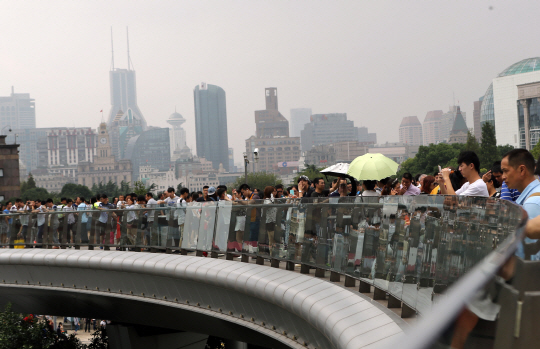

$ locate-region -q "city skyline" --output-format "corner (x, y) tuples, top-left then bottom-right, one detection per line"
(2, 1), (540, 162)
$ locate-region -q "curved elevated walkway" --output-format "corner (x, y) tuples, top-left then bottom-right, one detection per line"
(0, 249), (406, 349)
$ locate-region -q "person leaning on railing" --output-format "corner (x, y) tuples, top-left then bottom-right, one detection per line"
(502, 149), (540, 260)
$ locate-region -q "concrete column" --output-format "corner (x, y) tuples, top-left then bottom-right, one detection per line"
(521, 99), (530, 150)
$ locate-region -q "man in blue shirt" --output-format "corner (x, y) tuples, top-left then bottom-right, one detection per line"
(491, 161), (520, 201)
(502, 149), (540, 260)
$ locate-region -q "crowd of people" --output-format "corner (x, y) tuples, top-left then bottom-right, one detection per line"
(2, 148), (540, 256)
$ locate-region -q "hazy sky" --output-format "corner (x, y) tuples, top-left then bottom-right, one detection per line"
(2, 0), (539, 163)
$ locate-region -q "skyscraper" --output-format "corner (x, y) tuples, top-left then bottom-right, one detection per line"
(0, 87), (35, 130)
(399, 116), (423, 145)
(193, 82), (229, 172)
(107, 30), (147, 159)
(290, 108), (312, 138)
(473, 99), (483, 140)
(300, 113), (357, 151)
(423, 110), (443, 145)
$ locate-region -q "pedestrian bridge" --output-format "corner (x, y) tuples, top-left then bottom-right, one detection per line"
(0, 196), (528, 348)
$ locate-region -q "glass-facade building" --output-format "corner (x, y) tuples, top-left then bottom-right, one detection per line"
(125, 128), (171, 180)
(193, 83), (229, 172)
(0, 88), (35, 130)
(480, 58), (540, 126)
(480, 57), (540, 147)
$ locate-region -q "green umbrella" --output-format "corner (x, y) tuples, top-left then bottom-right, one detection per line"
(346, 153), (399, 180)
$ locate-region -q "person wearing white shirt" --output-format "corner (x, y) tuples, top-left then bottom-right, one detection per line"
(125, 197), (139, 246)
(438, 151), (488, 197)
(158, 188), (181, 249)
(145, 192), (158, 246)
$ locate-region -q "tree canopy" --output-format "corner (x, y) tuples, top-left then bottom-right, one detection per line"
(480, 122), (499, 170)
(59, 183), (92, 200)
(231, 172), (282, 192)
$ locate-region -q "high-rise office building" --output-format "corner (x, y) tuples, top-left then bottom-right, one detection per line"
(167, 110), (187, 161)
(290, 108), (312, 138)
(423, 110), (443, 145)
(399, 116), (423, 145)
(125, 127), (171, 180)
(193, 82), (229, 172)
(301, 113), (357, 151)
(357, 127), (377, 144)
(0, 87), (35, 130)
(473, 99), (483, 140)
(107, 32), (147, 159)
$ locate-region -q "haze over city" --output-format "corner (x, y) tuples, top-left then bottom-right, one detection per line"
(2, 0), (539, 161)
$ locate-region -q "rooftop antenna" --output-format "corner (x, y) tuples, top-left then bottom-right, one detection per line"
(110, 27), (115, 71)
(127, 27), (132, 70)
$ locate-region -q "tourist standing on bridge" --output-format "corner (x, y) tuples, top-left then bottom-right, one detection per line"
(297, 175), (314, 198)
(159, 187), (180, 248)
(501, 149), (540, 260)
(439, 151), (488, 197)
(488, 161), (521, 201)
(97, 195), (115, 247)
(397, 173), (420, 195)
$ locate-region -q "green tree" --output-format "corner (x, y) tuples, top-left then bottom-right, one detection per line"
(231, 172), (282, 192)
(118, 180), (131, 195)
(397, 143), (465, 177)
(0, 303), (84, 348)
(532, 141), (540, 161)
(132, 181), (156, 196)
(464, 131), (480, 154)
(497, 144), (514, 159)
(480, 121), (499, 169)
(91, 180), (120, 198)
(60, 183), (92, 199)
(26, 173), (36, 190)
(20, 187), (51, 202)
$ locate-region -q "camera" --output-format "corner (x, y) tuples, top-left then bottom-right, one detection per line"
(253, 148), (259, 156)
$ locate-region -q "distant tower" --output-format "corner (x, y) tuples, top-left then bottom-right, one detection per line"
(167, 109), (187, 161)
(265, 87), (278, 110)
(107, 28), (147, 129)
(448, 106), (469, 144)
(193, 82), (229, 171)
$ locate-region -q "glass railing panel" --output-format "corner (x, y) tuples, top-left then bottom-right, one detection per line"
(197, 202), (217, 252)
(213, 200), (232, 253)
(227, 203), (245, 254)
(329, 199), (354, 273)
(182, 202), (202, 250)
(257, 201), (272, 258)
(313, 201), (332, 270)
(286, 201), (304, 263)
(271, 200), (289, 259)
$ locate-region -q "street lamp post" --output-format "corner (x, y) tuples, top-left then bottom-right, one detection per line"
(1, 125), (12, 136)
(243, 153), (249, 185)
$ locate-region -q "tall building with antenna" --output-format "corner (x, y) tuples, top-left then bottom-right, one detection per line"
(107, 27), (147, 159)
